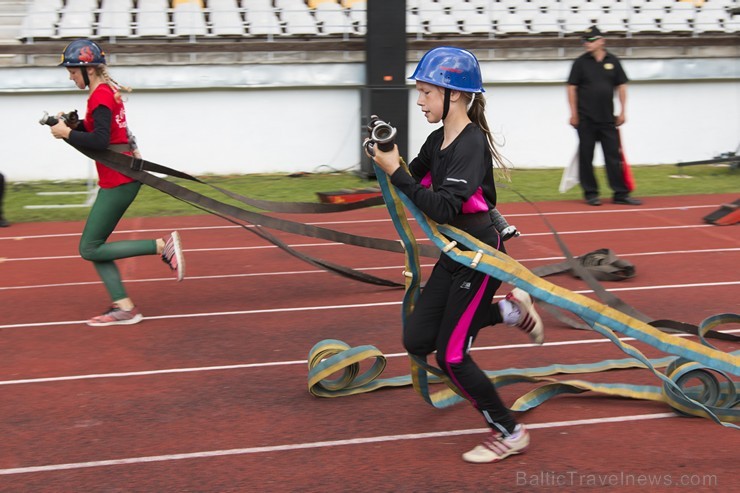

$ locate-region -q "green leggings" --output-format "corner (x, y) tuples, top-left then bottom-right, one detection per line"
(80, 181), (157, 302)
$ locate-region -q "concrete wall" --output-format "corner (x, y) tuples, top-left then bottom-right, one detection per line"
(1, 58), (738, 181)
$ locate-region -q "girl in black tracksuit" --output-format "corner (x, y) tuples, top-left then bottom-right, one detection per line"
(369, 46), (544, 464)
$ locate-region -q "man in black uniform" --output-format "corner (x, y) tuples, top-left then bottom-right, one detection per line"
(567, 26), (641, 206)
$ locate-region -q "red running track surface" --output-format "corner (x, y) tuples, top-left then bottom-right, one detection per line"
(0, 194), (738, 492)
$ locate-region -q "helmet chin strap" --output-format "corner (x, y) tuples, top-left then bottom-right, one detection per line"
(442, 88), (451, 121)
(81, 67), (90, 88)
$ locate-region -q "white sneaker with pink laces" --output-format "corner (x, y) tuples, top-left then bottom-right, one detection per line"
(161, 231), (185, 282)
(462, 426), (530, 464)
(506, 288), (544, 345)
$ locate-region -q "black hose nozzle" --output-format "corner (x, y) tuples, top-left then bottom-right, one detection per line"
(39, 110), (79, 127)
(364, 115), (397, 156)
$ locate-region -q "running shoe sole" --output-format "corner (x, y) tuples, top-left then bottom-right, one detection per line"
(87, 313), (144, 327)
(170, 231), (185, 282)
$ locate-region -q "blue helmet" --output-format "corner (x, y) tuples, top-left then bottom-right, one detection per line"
(59, 39), (106, 67)
(409, 46), (485, 93)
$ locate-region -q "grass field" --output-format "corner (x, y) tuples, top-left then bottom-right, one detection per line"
(3, 163), (737, 224)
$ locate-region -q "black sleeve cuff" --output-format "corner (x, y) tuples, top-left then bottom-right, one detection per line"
(389, 167), (416, 189)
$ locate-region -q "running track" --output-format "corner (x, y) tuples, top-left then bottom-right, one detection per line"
(0, 194), (738, 492)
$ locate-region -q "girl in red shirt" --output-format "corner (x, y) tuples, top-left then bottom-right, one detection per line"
(50, 39), (185, 326)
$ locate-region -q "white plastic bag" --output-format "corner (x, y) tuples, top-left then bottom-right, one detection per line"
(559, 150), (579, 193)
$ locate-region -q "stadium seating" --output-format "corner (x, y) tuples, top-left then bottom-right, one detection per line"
(427, 14), (460, 35)
(136, 1), (170, 38)
(11, 0), (740, 44)
(671, 0), (698, 19)
(529, 11), (561, 34)
(314, 2), (354, 36)
(248, 0), (275, 11)
(19, 1), (58, 40)
(606, 2), (631, 18)
(460, 12), (494, 35)
(597, 13), (628, 35)
(172, 0), (207, 38)
(209, 0), (244, 37)
(406, 11), (423, 36)
(416, 0), (444, 23)
(660, 11), (694, 34)
(694, 7), (731, 33)
(30, 0), (62, 9)
(281, 2), (320, 36)
(246, 10), (282, 37)
(275, 0), (308, 11)
(628, 10), (663, 34)
(308, 0), (337, 8)
(57, 0), (96, 39)
(561, 10), (594, 34)
(467, 0), (490, 9)
(65, 0), (97, 11)
(98, 0), (133, 39)
(494, 12), (529, 35)
(450, 2), (477, 23)
(349, 2), (366, 34)
(726, 14), (740, 33)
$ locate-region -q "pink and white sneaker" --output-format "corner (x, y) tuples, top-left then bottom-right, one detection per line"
(506, 288), (544, 345)
(87, 306), (143, 327)
(462, 426), (530, 464)
(161, 231), (185, 282)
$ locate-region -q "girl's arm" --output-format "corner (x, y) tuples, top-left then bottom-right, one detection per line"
(393, 131), (486, 224)
(66, 106), (112, 150)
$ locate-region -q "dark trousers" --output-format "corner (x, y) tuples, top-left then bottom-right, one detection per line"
(402, 225), (517, 433)
(577, 120), (630, 200)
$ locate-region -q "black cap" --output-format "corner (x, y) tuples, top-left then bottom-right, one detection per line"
(582, 25), (603, 41)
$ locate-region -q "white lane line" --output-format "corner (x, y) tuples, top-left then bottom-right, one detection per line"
(0, 269), (340, 291)
(0, 203), (724, 242)
(0, 336), (632, 386)
(2, 329), (737, 387)
(522, 224), (716, 237)
(507, 205), (717, 216)
(1, 242), (389, 262)
(3, 243), (738, 265)
(0, 301), (402, 329)
(0, 412), (676, 476)
(618, 248), (740, 257)
(2, 281), (739, 329)
(0, 225), (721, 256)
(2, 247), (738, 290)
(0, 360), (309, 386)
(0, 220), (392, 241)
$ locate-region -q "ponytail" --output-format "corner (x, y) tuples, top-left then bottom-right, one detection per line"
(463, 92), (510, 178)
(95, 65), (132, 103)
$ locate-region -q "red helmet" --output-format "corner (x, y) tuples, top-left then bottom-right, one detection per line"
(59, 39), (106, 67)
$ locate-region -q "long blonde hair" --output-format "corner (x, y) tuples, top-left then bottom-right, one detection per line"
(94, 64), (132, 103)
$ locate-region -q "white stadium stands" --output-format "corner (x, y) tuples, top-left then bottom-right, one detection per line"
(172, 0), (208, 38)
(136, 1), (170, 37)
(5, 0), (738, 43)
(97, 0), (134, 39)
(208, 0), (245, 36)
